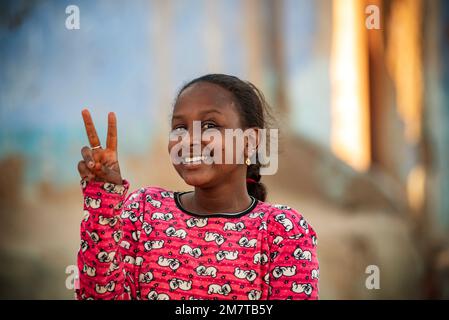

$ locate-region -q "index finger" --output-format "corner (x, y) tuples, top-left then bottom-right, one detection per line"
(82, 109), (101, 148)
(106, 112), (117, 151)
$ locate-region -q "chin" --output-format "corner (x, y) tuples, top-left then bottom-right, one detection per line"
(178, 169), (214, 187)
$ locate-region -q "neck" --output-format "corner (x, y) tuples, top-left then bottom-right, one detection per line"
(189, 176), (252, 214)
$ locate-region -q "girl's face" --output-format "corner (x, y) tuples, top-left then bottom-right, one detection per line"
(168, 82), (248, 188)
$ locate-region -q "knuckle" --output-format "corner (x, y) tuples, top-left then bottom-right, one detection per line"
(81, 146), (91, 154)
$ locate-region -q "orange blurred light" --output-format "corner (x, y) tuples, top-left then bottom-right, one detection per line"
(330, 0), (371, 171)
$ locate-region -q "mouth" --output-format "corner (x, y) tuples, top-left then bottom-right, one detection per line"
(181, 155), (212, 166)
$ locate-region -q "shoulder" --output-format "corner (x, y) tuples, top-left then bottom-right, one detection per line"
(261, 201), (317, 241)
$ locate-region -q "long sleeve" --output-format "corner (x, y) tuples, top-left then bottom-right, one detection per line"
(76, 178), (144, 300)
(266, 207), (319, 300)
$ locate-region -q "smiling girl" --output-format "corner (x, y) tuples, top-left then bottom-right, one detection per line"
(76, 74), (319, 300)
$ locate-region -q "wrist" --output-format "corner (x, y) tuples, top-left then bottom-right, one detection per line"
(81, 178), (130, 197)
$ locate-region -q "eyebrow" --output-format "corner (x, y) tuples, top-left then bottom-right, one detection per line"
(171, 108), (224, 120)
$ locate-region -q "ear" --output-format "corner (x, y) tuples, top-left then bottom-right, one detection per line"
(244, 127), (260, 159)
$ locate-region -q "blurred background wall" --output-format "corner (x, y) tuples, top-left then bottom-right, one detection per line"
(0, 0), (448, 299)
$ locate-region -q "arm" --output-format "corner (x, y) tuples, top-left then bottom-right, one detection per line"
(266, 208), (319, 300)
(76, 109), (149, 299)
(76, 178), (144, 300)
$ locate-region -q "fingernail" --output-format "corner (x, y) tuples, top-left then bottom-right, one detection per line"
(88, 161), (94, 168)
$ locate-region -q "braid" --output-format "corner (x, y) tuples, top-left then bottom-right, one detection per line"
(246, 163), (267, 201)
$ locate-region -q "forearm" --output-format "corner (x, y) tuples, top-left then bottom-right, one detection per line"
(76, 178), (130, 299)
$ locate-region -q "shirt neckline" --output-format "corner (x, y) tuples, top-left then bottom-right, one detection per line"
(173, 191), (259, 218)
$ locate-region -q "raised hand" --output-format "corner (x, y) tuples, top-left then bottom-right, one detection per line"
(78, 109), (123, 185)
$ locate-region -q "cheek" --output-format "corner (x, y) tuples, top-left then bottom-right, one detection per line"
(167, 142), (175, 163)
(204, 135), (245, 164)
(167, 139), (185, 160)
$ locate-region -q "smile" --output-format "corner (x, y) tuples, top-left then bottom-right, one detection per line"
(181, 155), (211, 165)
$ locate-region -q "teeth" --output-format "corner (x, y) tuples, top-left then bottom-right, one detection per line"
(183, 155), (208, 163)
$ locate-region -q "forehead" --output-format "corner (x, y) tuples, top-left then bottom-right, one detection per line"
(173, 82), (239, 117)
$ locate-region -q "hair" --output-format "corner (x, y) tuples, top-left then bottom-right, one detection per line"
(175, 73), (275, 202)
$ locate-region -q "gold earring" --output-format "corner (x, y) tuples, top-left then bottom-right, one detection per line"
(245, 158), (251, 166)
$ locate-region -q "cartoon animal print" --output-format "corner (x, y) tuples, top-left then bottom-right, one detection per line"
(158, 256), (181, 271)
(249, 211), (265, 219)
(253, 252), (269, 265)
(179, 245), (202, 258)
(107, 261), (119, 275)
(132, 230), (141, 241)
(223, 222), (245, 231)
(186, 217), (208, 228)
(85, 196), (101, 209)
(98, 215), (118, 227)
(195, 265), (217, 278)
(128, 193), (140, 202)
(114, 201), (123, 210)
(238, 236), (257, 248)
(248, 289), (262, 300)
(87, 231), (100, 243)
(274, 213), (293, 232)
(147, 290), (170, 300)
(80, 240), (89, 252)
(263, 273), (270, 284)
(293, 247), (312, 261)
(165, 226), (187, 239)
(112, 230), (122, 243)
(289, 233), (304, 240)
(82, 264), (96, 277)
(97, 250), (115, 263)
(311, 269), (319, 280)
(142, 222), (153, 235)
(103, 182), (126, 195)
(120, 240), (131, 250)
(169, 278), (192, 291)
(139, 271), (154, 283)
(299, 217), (309, 233)
(151, 212), (173, 221)
(312, 235), (318, 246)
(234, 267), (257, 282)
(144, 240), (164, 251)
(82, 210), (89, 222)
(216, 250), (238, 261)
(146, 195), (161, 208)
(123, 255), (144, 266)
(95, 281), (116, 294)
(272, 266), (297, 279)
(291, 282), (313, 296)
(259, 221), (267, 230)
(160, 191), (174, 198)
(208, 283), (231, 296)
(273, 204), (291, 210)
(121, 210), (138, 222)
(270, 251), (279, 261)
(273, 236), (283, 245)
(204, 232), (226, 246)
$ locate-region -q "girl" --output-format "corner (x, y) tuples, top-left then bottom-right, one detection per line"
(76, 74), (319, 300)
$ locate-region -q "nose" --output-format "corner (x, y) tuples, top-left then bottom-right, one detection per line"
(187, 122), (203, 155)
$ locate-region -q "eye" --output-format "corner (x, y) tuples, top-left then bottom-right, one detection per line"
(170, 126), (187, 135)
(202, 122), (217, 130)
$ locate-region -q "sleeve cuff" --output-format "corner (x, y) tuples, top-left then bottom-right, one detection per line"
(80, 178), (130, 198)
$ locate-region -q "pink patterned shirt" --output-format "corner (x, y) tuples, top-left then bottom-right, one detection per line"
(76, 178), (319, 300)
